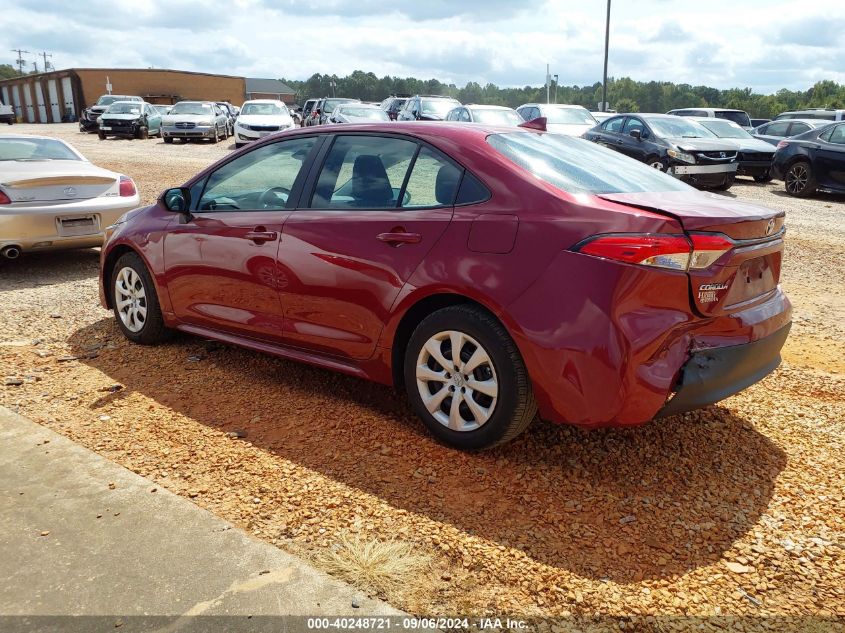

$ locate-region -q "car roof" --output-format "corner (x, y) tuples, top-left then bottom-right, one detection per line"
(520, 103), (588, 110)
(690, 116), (741, 125)
(242, 99), (286, 104)
(464, 104), (515, 110)
(764, 118), (831, 126)
(670, 107), (746, 113)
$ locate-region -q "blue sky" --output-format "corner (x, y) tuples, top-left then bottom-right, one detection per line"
(1, 0), (842, 93)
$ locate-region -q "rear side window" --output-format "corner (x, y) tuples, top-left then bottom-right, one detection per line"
(487, 132), (691, 195)
(401, 147), (462, 208)
(827, 125), (845, 145)
(789, 122), (810, 135)
(761, 121), (791, 136)
(455, 172), (490, 205)
(601, 117), (625, 133)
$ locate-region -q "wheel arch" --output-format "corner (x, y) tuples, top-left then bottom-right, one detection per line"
(387, 291), (512, 389)
(101, 243), (158, 310)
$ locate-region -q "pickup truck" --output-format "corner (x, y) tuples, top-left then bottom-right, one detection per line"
(0, 99), (14, 125)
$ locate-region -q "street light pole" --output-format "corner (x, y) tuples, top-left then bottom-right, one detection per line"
(601, 0), (611, 111)
(554, 74), (558, 104)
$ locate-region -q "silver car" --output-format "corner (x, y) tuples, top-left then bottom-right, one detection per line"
(0, 135), (140, 259)
(160, 101), (230, 144)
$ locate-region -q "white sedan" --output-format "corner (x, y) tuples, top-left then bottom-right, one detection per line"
(0, 135), (140, 259)
(234, 100), (295, 148)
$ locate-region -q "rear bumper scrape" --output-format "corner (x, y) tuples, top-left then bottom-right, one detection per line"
(657, 322), (791, 418)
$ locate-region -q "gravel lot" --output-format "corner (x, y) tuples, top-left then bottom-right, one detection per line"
(2, 124), (844, 624)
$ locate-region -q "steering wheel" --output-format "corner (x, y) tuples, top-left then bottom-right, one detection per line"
(257, 186), (290, 209)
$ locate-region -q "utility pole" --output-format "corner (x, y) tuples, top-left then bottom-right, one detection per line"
(40, 51), (53, 72)
(554, 74), (559, 104)
(32, 61), (38, 73)
(546, 64), (550, 104)
(10, 49), (30, 75)
(601, 0), (611, 111)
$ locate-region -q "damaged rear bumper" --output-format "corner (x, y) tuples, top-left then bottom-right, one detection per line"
(657, 322), (791, 418)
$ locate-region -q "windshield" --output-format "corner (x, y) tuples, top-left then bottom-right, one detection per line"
(0, 138), (81, 161)
(471, 109), (522, 126)
(323, 99), (357, 114)
(544, 107), (598, 126)
(338, 107), (389, 120)
(645, 117), (715, 139)
(698, 120), (752, 139)
(421, 98), (460, 117)
(106, 103), (142, 115)
(487, 132), (691, 194)
(96, 96), (123, 106)
(714, 110), (752, 127)
(170, 102), (212, 115)
(241, 103), (288, 116)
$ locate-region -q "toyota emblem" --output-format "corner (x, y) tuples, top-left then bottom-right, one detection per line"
(63, 186), (77, 198)
(766, 218), (776, 236)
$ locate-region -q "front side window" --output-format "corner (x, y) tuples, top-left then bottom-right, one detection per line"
(761, 121), (791, 137)
(487, 132), (692, 195)
(310, 136), (418, 209)
(789, 122), (810, 135)
(198, 137), (316, 211)
(401, 147), (462, 208)
(622, 117), (645, 135)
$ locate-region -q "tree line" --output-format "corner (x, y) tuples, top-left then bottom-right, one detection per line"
(283, 71), (845, 119)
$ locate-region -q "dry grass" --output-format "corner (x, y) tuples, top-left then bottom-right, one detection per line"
(314, 533), (435, 603)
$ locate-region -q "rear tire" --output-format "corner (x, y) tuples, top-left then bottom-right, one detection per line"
(110, 252), (172, 345)
(713, 174), (735, 191)
(753, 172), (772, 183)
(138, 126), (149, 140)
(784, 160), (817, 198)
(210, 126), (219, 144)
(403, 305), (537, 451)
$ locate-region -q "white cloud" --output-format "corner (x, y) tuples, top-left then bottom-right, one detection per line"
(1, 0), (843, 92)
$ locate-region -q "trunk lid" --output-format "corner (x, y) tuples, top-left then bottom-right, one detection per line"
(0, 161), (118, 203)
(599, 190), (785, 316)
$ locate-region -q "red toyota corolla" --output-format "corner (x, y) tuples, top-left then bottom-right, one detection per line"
(99, 121), (791, 450)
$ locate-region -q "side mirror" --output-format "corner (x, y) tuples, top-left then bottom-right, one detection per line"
(630, 129), (642, 140)
(162, 187), (191, 213)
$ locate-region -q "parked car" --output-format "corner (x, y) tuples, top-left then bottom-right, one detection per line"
(98, 122), (790, 450)
(667, 108), (753, 129)
(0, 98), (14, 125)
(234, 99), (295, 148)
(153, 105), (173, 116)
(774, 108), (845, 122)
(288, 105), (303, 127)
(301, 99), (318, 127)
(381, 97), (409, 121)
(98, 101), (162, 140)
(771, 121), (845, 197)
(515, 104), (598, 136)
(306, 98), (361, 126)
(397, 95), (462, 121)
(79, 95), (143, 133)
(591, 111), (616, 123)
(216, 102), (238, 136)
(751, 119), (830, 146)
(327, 103), (390, 124)
(584, 113), (738, 190)
(445, 105), (523, 126)
(691, 117), (775, 182)
(0, 135), (139, 259)
(750, 118), (771, 128)
(160, 101), (230, 144)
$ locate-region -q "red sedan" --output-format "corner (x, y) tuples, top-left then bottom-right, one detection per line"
(99, 121), (791, 450)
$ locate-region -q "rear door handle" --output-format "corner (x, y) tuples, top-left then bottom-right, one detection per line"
(245, 230), (278, 243)
(377, 231), (421, 246)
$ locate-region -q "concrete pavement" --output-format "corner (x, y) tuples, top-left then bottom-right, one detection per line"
(0, 406), (399, 630)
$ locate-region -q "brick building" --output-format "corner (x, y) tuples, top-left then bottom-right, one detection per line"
(0, 68), (296, 123)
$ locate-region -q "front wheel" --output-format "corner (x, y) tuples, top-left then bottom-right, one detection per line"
(404, 305), (537, 450)
(163, 136), (173, 144)
(210, 126), (219, 144)
(785, 161), (817, 197)
(111, 252), (171, 345)
(713, 174), (735, 191)
(98, 131), (106, 140)
(137, 126), (149, 140)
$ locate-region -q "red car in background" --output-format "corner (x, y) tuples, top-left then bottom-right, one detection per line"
(99, 121), (791, 450)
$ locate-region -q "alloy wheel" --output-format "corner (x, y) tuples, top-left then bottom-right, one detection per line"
(114, 266), (147, 333)
(785, 163), (808, 194)
(415, 330), (498, 432)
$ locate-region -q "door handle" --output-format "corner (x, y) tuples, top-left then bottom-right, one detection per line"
(377, 231), (421, 246)
(245, 229), (277, 243)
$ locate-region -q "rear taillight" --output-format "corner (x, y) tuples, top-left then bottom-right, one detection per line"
(0, 190), (10, 205)
(574, 233), (733, 271)
(119, 175), (136, 197)
(776, 141), (788, 149)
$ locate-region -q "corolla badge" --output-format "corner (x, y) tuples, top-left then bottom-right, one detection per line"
(698, 282), (729, 304)
(63, 186), (77, 198)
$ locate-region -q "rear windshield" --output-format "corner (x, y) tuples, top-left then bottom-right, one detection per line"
(421, 98), (461, 116)
(0, 138), (81, 161)
(471, 108), (523, 126)
(170, 102), (211, 115)
(545, 107), (598, 125)
(338, 107), (389, 120)
(323, 99), (357, 114)
(487, 132), (691, 194)
(714, 110), (751, 127)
